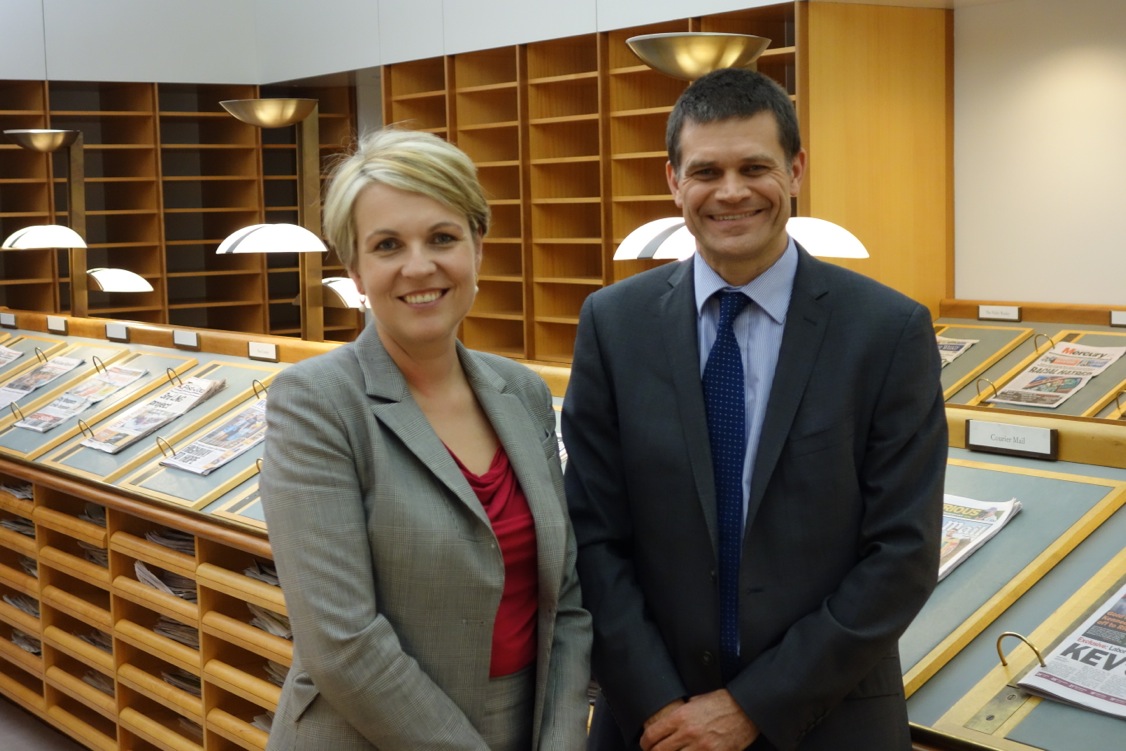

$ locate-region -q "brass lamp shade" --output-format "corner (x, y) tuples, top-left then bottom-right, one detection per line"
(3, 128), (80, 152)
(220, 98), (317, 128)
(626, 33), (771, 80)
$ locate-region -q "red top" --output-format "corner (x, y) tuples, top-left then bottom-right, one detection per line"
(453, 445), (539, 677)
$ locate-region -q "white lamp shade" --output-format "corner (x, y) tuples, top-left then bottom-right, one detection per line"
(87, 268), (154, 293)
(216, 223), (327, 254)
(2, 224), (87, 249)
(785, 217), (869, 259)
(613, 216), (869, 261)
(322, 276), (366, 309)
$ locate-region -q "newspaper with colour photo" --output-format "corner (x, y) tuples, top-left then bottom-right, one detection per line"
(1017, 581), (1126, 719)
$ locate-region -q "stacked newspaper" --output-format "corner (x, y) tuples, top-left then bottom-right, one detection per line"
(80, 376), (226, 454)
(0, 344), (24, 368)
(937, 335), (978, 368)
(1, 482), (32, 500)
(161, 666), (202, 697)
(2, 592), (40, 618)
(154, 615), (199, 649)
(243, 560), (280, 586)
(80, 502), (107, 527)
(0, 355), (84, 409)
(82, 670), (115, 696)
(160, 397), (268, 475)
(18, 555), (37, 578)
(0, 516), (35, 537)
(990, 343), (1126, 409)
(145, 528), (195, 554)
(264, 661), (288, 687)
(1018, 581), (1126, 719)
(15, 364), (147, 433)
(135, 560), (197, 601)
(78, 540), (109, 568)
(10, 628), (41, 654)
(76, 629), (113, 654)
(247, 602), (292, 639)
(939, 494), (1022, 581)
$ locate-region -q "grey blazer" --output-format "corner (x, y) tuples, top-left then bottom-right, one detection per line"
(564, 248), (948, 751)
(261, 324), (592, 750)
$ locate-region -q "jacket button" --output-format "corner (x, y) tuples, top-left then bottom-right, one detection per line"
(709, 569), (717, 582)
(702, 651), (714, 666)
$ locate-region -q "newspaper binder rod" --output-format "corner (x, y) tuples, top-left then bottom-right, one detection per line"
(975, 378), (998, 400)
(996, 631), (1046, 668)
(34, 347), (47, 363)
(252, 379), (267, 400)
(1033, 333), (1056, 353)
(155, 436), (175, 458)
(91, 355), (105, 374)
(9, 402), (24, 421)
(165, 367), (183, 387)
(76, 419), (93, 438)
(255, 458), (263, 475)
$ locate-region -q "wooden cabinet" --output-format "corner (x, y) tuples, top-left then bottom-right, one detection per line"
(380, 1), (951, 363)
(0, 80), (359, 342)
(0, 456), (288, 751)
(48, 82), (164, 325)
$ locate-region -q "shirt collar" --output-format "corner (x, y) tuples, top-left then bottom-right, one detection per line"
(693, 236), (797, 325)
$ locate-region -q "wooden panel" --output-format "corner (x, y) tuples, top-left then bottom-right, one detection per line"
(799, 2), (953, 315)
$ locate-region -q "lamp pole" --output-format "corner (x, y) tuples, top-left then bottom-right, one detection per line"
(220, 99), (324, 341)
(3, 128), (88, 316)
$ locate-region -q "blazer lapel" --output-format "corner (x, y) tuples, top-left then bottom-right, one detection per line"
(355, 326), (491, 530)
(661, 260), (721, 549)
(461, 347), (566, 585)
(746, 248), (831, 525)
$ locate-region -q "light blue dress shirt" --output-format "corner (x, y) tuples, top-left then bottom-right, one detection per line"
(694, 238), (797, 534)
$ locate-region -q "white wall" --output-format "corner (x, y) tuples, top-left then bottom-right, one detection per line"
(954, 0), (1126, 306)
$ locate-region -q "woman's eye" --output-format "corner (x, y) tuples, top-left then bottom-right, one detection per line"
(432, 232), (458, 245)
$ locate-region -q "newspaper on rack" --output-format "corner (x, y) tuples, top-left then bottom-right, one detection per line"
(82, 670), (115, 696)
(247, 602), (292, 639)
(939, 494), (1022, 581)
(989, 343), (1126, 409)
(79, 376), (225, 454)
(0, 344), (24, 368)
(937, 335), (978, 368)
(0, 355), (84, 409)
(159, 396), (267, 475)
(15, 364), (147, 433)
(134, 560), (197, 601)
(1017, 580), (1126, 719)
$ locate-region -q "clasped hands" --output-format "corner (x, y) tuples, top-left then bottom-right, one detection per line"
(640, 689), (759, 751)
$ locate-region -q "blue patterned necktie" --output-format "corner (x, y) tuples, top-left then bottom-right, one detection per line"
(702, 290), (750, 675)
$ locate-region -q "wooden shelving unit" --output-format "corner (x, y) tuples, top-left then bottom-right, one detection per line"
(0, 81), (58, 314)
(48, 82), (165, 324)
(0, 80), (359, 342)
(379, 1), (952, 364)
(452, 46), (529, 358)
(0, 443), (289, 751)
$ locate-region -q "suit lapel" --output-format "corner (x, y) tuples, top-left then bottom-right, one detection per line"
(355, 326), (491, 530)
(661, 260), (721, 550)
(746, 249), (831, 525)
(462, 349), (566, 588)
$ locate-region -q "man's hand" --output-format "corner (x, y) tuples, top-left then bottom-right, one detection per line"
(640, 690), (758, 751)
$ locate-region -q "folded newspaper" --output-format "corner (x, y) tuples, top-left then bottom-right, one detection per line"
(939, 494), (1022, 581)
(80, 376), (225, 454)
(15, 364), (147, 433)
(159, 397), (267, 475)
(989, 343), (1126, 409)
(937, 335), (978, 369)
(0, 355), (84, 409)
(1017, 581), (1126, 719)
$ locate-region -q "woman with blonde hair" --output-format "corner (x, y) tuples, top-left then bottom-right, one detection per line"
(261, 127), (591, 750)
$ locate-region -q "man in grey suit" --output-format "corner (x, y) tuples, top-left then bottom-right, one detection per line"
(562, 68), (947, 751)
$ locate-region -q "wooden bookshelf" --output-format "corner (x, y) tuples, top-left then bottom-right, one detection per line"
(380, 1), (952, 363)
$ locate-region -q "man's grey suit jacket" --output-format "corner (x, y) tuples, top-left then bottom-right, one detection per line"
(563, 248), (947, 751)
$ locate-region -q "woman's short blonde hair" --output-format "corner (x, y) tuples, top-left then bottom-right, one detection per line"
(322, 127), (490, 269)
